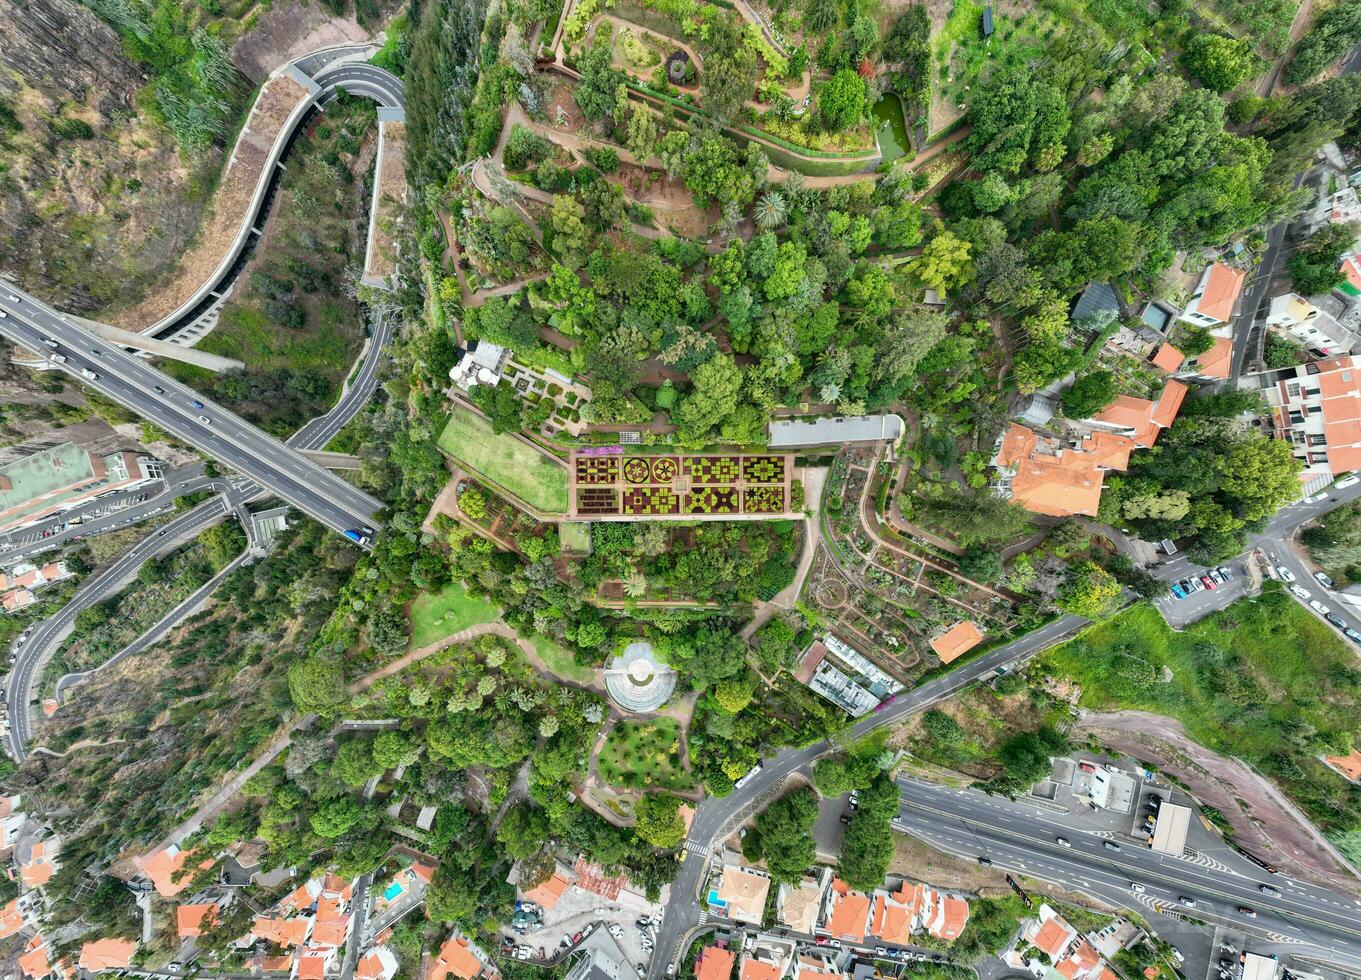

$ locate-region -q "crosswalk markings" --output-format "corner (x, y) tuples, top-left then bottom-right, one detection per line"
(686, 840), (709, 857)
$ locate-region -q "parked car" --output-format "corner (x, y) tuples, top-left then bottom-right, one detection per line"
(1290, 585), (1312, 600)
(1200, 574), (1217, 590)
(1315, 571), (1335, 588)
(1307, 491), (1330, 503)
(1170, 583), (1187, 600)
(1276, 566), (1296, 582)
(1326, 613), (1347, 629)
(1344, 628), (1361, 642)
(1336, 475), (1360, 489)
(1310, 600), (1332, 615)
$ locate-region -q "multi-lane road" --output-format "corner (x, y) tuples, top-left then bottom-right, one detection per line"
(894, 778), (1361, 971)
(0, 289), (384, 541)
(1, 307), (393, 762)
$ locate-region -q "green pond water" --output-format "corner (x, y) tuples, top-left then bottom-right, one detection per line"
(872, 94), (910, 163)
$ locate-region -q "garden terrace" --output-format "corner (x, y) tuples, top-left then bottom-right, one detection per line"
(567, 450), (796, 521)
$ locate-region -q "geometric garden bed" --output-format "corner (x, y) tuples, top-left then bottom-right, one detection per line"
(568, 449), (795, 521)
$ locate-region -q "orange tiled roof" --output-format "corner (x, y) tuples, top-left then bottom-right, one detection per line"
(741, 961), (782, 980)
(137, 846), (212, 898)
(869, 895), (913, 945)
(436, 937), (483, 980)
(297, 951), (328, 980)
(357, 951), (396, 980)
(21, 853), (54, 889)
(316, 895), (346, 923)
(78, 938), (136, 972)
(996, 424), (1038, 468)
(310, 919), (350, 948)
(1194, 264), (1246, 323)
(253, 916), (312, 947)
(1010, 452), (1105, 517)
(1056, 961), (1079, 980)
(0, 898), (24, 939)
(1151, 381), (1188, 430)
(176, 904), (217, 938)
(571, 857), (626, 900)
(523, 873), (570, 910)
(322, 873), (352, 900)
(929, 622), (984, 664)
(1072, 942), (1101, 970)
(1194, 336), (1233, 380)
(412, 863), (436, 884)
(927, 894), (969, 940)
(1150, 343), (1184, 373)
(1080, 431), (1135, 471)
(1032, 917), (1074, 959)
(19, 938), (50, 978)
(261, 954), (295, 973)
(696, 946), (735, 980)
(826, 885), (869, 941)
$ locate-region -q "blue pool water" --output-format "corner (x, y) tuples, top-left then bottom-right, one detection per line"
(383, 881), (405, 902)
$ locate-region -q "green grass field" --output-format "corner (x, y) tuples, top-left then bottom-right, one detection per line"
(597, 718), (693, 792)
(407, 581), (500, 649)
(437, 410), (569, 514)
(1040, 586), (1361, 836)
(531, 634), (597, 684)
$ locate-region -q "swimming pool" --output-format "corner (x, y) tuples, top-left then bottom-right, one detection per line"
(383, 880), (406, 902)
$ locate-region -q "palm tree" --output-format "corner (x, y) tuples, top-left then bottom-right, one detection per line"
(754, 191), (787, 231)
(623, 569), (648, 598)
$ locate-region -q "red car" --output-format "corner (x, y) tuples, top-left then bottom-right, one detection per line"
(1200, 574), (1216, 590)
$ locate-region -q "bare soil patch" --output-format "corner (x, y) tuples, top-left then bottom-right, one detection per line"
(366, 121), (408, 281)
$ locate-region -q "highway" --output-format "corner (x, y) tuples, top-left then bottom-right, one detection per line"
(648, 614), (1086, 980)
(0, 288), (384, 542)
(892, 779), (1361, 971)
(2, 307), (393, 763)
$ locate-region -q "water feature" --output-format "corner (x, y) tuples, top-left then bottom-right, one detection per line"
(872, 93), (911, 163)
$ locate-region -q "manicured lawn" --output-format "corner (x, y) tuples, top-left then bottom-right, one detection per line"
(437, 409), (569, 514)
(1039, 586), (1361, 835)
(597, 719), (693, 792)
(531, 634), (596, 684)
(408, 581), (500, 649)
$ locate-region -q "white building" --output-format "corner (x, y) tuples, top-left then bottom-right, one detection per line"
(794, 634), (903, 718)
(1266, 293), (1360, 356)
(447, 341), (508, 391)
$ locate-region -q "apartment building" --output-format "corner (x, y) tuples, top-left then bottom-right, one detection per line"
(0, 443), (162, 535)
(1263, 355), (1361, 490)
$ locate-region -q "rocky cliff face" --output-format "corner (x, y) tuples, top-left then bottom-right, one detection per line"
(0, 0), (145, 116)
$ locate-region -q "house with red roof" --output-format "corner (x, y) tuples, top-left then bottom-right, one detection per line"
(356, 948), (400, 980)
(427, 934), (489, 980)
(176, 902), (219, 939)
(1178, 263), (1246, 328)
(695, 945), (735, 980)
(135, 845), (213, 898)
(1017, 906), (1118, 980)
(78, 938), (136, 973)
(0, 897), (28, 939)
(819, 879), (870, 943)
(991, 424), (1136, 518)
(18, 836), (58, 890)
(1266, 355), (1361, 490)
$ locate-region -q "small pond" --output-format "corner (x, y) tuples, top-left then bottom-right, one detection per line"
(872, 93), (911, 163)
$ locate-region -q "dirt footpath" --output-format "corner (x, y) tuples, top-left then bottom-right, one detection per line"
(1076, 710), (1361, 896)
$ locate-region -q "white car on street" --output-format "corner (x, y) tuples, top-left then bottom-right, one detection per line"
(1310, 600), (1332, 615)
(1291, 585), (1312, 600)
(1336, 475), (1360, 490)
(1276, 566), (1296, 582)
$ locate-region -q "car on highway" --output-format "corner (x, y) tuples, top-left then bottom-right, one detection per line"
(1309, 600), (1331, 615)
(1055, 837), (1071, 847)
(191, 399), (204, 409)
(1315, 571), (1335, 588)
(41, 339), (56, 348)
(1336, 475), (1360, 490)
(733, 761), (763, 791)
(153, 385), (165, 394)
(1259, 884), (1281, 897)
(197, 415), (212, 425)
(1103, 841), (1121, 851)
(1290, 585), (1312, 600)
(80, 369), (98, 380)
(1239, 908), (1257, 918)
(1179, 897), (1197, 908)
(6, 294), (18, 302)
(976, 856), (992, 866)
(1130, 883), (1145, 893)
(1276, 566), (1296, 582)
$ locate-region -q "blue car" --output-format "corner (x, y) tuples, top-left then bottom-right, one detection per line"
(1170, 583), (1187, 600)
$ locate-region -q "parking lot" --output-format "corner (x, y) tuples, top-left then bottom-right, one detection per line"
(504, 882), (664, 969)
(1154, 557), (1254, 627)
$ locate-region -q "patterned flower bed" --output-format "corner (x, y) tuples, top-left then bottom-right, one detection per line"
(742, 455), (785, 483)
(577, 488), (620, 515)
(743, 485), (786, 513)
(651, 457), (678, 482)
(686, 456), (740, 484)
(576, 456), (619, 484)
(623, 457), (652, 484)
(684, 487), (739, 514)
(623, 487), (680, 515)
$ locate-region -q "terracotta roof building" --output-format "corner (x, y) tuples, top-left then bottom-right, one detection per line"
(822, 880), (870, 942)
(176, 903), (218, 938)
(1179, 263), (1246, 327)
(357, 949), (400, 980)
(1149, 343), (1184, 374)
(1182, 335), (1233, 382)
(136, 845), (212, 898)
(430, 936), (484, 980)
(923, 893), (969, 941)
(19, 936), (50, 978)
(740, 961), (783, 980)
(1088, 381), (1187, 449)
(78, 939), (136, 973)
(522, 872), (571, 911)
(991, 423), (1133, 518)
(696, 946), (735, 980)
(929, 622), (984, 664)
(1266, 356), (1361, 489)
(0, 898), (26, 939)
(1326, 749), (1361, 781)
(777, 875), (825, 934)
